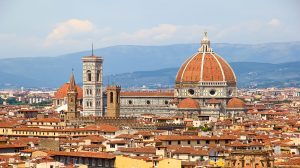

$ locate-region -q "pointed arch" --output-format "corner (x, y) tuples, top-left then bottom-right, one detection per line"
(110, 92), (113, 103)
(86, 70), (92, 81)
(96, 70), (101, 82)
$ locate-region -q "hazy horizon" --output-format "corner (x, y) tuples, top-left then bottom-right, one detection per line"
(0, 0), (299, 59)
(1, 40), (300, 60)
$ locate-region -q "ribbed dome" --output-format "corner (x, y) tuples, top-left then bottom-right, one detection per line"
(177, 98), (200, 109)
(227, 97), (245, 108)
(175, 32), (236, 86)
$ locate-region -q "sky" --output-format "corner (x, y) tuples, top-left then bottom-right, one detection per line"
(0, 0), (299, 58)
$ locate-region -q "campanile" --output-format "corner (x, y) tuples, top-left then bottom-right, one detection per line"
(82, 54), (103, 116)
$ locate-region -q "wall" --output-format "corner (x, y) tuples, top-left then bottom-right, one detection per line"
(157, 158), (181, 168)
(115, 155), (152, 168)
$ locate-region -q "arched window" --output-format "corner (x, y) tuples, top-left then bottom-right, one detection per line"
(96, 70), (101, 82)
(87, 70), (92, 81)
(110, 92), (113, 103)
(116, 92), (119, 103)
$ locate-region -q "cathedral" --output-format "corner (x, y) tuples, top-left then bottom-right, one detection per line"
(118, 32), (245, 119)
(53, 32), (246, 120)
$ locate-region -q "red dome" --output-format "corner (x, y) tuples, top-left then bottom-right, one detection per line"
(227, 97), (245, 108)
(54, 83), (83, 99)
(177, 98), (200, 109)
(175, 33), (236, 86)
(207, 98), (222, 104)
(176, 52), (236, 85)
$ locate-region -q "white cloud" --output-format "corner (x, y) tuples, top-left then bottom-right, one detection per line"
(40, 18), (292, 51)
(268, 18), (281, 27)
(113, 24), (216, 45)
(44, 19), (94, 47)
(41, 20), (289, 51)
(1, 18), (298, 58)
(119, 24), (178, 43)
(215, 20), (263, 40)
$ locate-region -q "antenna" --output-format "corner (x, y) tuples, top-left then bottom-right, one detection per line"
(92, 43), (94, 56)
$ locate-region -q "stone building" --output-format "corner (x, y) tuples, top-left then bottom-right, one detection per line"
(224, 150), (274, 168)
(82, 54), (103, 116)
(106, 86), (121, 117)
(53, 82), (83, 108)
(65, 71), (80, 120)
(54, 32), (245, 119)
(119, 90), (175, 116)
(177, 98), (201, 119)
(48, 151), (115, 168)
(116, 32), (242, 118)
(174, 32), (237, 118)
(226, 97), (247, 118)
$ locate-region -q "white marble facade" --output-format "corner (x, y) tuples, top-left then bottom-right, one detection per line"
(82, 56), (103, 116)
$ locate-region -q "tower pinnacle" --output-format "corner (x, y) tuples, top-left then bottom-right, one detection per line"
(68, 70), (77, 92)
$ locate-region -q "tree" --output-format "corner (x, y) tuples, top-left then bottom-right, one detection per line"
(188, 127), (197, 131)
(30, 100), (52, 107)
(199, 124), (212, 132)
(0, 97), (3, 105)
(6, 97), (18, 105)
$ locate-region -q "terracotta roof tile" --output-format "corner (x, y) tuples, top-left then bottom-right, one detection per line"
(172, 147), (208, 156)
(134, 131), (153, 136)
(119, 147), (156, 154)
(48, 151), (115, 159)
(0, 144), (27, 149)
(79, 135), (106, 142)
(121, 91), (173, 97)
(177, 98), (200, 109)
(64, 124), (119, 133)
(0, 121), (20, 128)
(175, 52), (236, 85)
(107, 140), (128, 144)
(28, 118), (61, 123)
(115, 134), (137, 139)
(54, 83), (83, 99)
(156, 135), (236, 141)
(10, 137), (40, 145)
(207, 98), (222, 104)
(227, 97), (246, 108)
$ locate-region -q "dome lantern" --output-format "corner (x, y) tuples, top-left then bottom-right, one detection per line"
(175, 32), (237, 100)
(198, 32), (213, 52)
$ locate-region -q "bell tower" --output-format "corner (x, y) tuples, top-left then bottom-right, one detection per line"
(106, 86), (121, 117)
(66, 71), (79, 120)
(82, 48), (103, 116)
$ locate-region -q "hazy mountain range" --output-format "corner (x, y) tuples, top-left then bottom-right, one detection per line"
(105, 61), (300, 89)
(0, 42), (300, 89)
